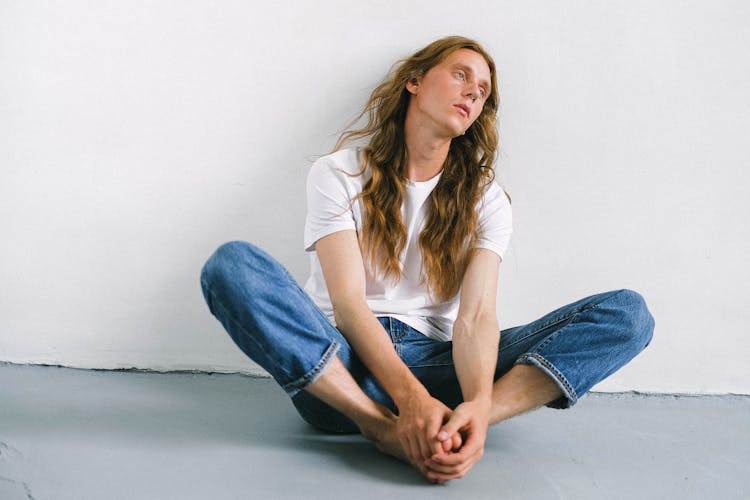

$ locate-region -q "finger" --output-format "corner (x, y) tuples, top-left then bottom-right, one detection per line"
(427, 465), (470, 483)
(436, 411), (468, 443)
(440, 437), (453, 453)
(437, 429), (461, 454)
(428, 444), (483, 476)
(425, 465), (471, 483)
(432, 446), (475, 466)
(451, 432), (463, 451)
(426, 457), (477, 482)
(425, 418), (445, 457)
(425, 460), (462, 475)
(426, 448), (479, 476)
(430, 434), (481, 466)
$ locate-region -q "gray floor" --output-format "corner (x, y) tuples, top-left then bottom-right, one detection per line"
(0, 364), (747, 500)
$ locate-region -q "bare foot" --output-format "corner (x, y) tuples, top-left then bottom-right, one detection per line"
(357, 406), (454, 482)
(372, 421), (410, 464)
(371, 419), (444, 482)
(358, 408), (434, 477)
(358, 409), (410, 464)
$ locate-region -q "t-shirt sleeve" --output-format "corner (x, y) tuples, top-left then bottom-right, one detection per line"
(304, 158), (357, 252)
(474, 182), (513, 261)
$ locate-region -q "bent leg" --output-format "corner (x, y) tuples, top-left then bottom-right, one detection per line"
(493, 288), (655, 414)
(290, 317), (397, 433)
(398, 290), (654, 422)
(200, 241), (345, 394)
(489, 365), (564, 423)
(200, 241), (392, 433)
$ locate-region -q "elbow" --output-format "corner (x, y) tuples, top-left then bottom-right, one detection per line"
(331, 298), (368, 331)
(453, 313), (500, 340)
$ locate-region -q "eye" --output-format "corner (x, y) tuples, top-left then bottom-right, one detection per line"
(479, 88), (486, 98)
(454, 70), (465, 80)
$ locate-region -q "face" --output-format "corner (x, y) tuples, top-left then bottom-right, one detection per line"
(405, 48), (492, 138)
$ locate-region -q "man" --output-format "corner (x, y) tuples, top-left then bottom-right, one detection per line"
(200, 36), (655, 483)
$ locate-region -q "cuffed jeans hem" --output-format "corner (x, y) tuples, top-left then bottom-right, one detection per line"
(281, 340), (341, 397)
(515, 353), (578, 410)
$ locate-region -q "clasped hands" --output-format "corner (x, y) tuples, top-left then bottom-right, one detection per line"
(396, 393), (490, 483)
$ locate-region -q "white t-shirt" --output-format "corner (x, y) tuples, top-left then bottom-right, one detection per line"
(303, 147), (513, 341)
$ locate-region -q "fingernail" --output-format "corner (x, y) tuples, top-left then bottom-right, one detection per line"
(437, 431), (449, 440)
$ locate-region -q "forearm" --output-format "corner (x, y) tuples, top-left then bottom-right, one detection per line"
(334, 301), (428, 406)
(427, 314), (498, 482)
(336, 301), (453, 469)
(313, 230), (448, 473)
(452, 314), (499, 406)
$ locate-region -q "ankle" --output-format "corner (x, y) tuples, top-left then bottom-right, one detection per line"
(357, 405), (397, 442)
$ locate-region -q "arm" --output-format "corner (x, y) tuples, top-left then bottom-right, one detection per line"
(315, 229), (453, 469)
(453, 247), (501, 406)
(426, 248), (501, 482)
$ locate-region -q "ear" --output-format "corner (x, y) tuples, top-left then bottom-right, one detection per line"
(405, 76), (420, 95)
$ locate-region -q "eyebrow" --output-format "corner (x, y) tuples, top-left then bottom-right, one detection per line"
(453, 64), (491, 91)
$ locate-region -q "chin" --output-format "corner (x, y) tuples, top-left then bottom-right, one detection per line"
(454, 120), (475, 137)
(451, 127), (469, 138)
(445, 123), (465, 137)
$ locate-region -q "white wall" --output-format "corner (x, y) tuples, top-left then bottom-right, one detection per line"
(1, 0), (748, 395)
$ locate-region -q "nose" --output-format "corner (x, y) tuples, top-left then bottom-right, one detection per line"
(464, 82), (480, 101)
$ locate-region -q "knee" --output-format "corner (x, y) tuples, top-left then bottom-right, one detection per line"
(200, 240), (294, 309)
(613, 289), (655, 351)
(201, 241), (253, 289)
(200, 240), (277, 304)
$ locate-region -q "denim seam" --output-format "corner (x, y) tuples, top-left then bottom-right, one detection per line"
(291, 280), (346, 334)
(503, 312), (577, 350)
(585, 289), (627, 313)
(282, 340), (341, 397)
(503, 293), (614, 350)
(515, 352), (578, 404)
(388, 318), (408, 343)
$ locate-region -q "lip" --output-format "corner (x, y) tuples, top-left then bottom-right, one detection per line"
(454, 104), (470, 118)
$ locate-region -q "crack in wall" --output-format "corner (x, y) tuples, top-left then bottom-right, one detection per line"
(0, 474), (35, 499)
(22, 481), (36, 500)
(0, 441), (23, 461)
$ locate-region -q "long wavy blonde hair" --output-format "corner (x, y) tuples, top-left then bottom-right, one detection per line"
(334, 36), (501, 302)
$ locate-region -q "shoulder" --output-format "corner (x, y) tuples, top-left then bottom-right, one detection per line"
(310, 147), (367, 179)
(478, 179), (512, 211)
(475, 178), (513, 233)
(306, 147), (369, 202)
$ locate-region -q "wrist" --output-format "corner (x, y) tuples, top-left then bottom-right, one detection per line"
(391, 379), (430, 409)
(464, 395), (492, 417)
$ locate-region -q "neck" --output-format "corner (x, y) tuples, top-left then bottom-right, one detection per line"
(403, 110), (451, 182)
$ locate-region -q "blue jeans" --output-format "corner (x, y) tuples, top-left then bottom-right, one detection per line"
(200, 241), (655, 433)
